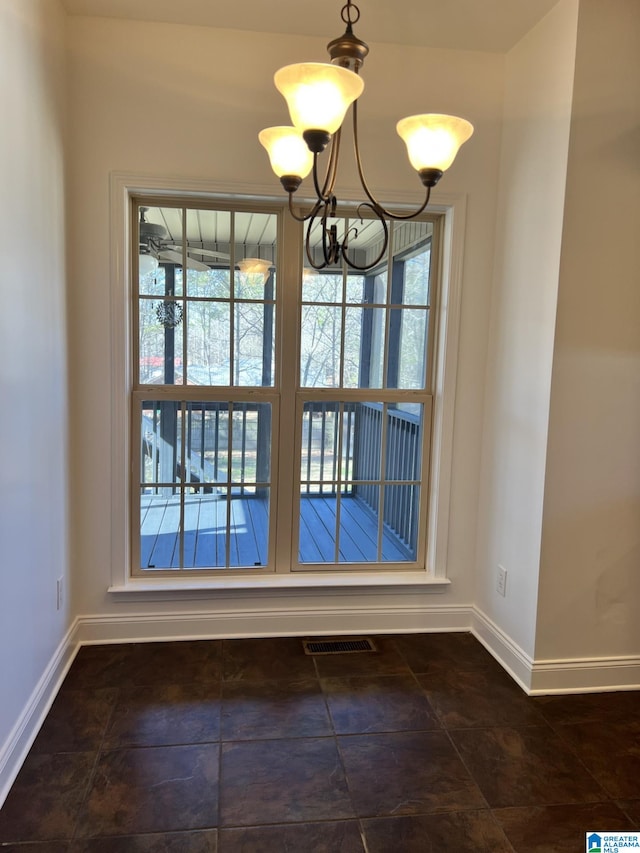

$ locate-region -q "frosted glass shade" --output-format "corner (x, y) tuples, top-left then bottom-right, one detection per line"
(396, 114), (474, 172)
(259, 126), (314, 178)
(139, 253), (158, 276)
(237, 257), (271, 276)
(274, 63), (364, 135)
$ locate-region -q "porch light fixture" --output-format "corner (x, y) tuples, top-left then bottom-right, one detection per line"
(236, 257), (272, 276)
(139, 252), (159, 276)
(259, 0), (473, 272)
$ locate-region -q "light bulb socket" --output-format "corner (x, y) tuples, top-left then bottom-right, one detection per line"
(327, 29), (369, 72)
(418, 167), (444, 188)
(303, 129), (332, 154)
(280, 175), (303, 194)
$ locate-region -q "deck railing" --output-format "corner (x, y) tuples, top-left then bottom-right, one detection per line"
(141, 402), (267, 496)
(352, 403), (421, 551)
(300, 402), (356, 495)
(300, 401), (421, 552)
(142, 399), (421, 552)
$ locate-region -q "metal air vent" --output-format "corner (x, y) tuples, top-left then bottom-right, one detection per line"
(303, 637), (377, 655)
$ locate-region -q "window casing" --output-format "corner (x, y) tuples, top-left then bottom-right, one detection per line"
(130, 196), (440, 579)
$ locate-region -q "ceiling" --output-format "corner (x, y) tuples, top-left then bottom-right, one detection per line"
(60, 0), (560, 53)
(140, 204), (393, 261)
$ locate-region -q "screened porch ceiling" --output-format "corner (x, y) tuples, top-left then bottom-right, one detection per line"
(144, 207), (277, 253)
(140, 204), (434, 271)
(142, 204), (392, 269)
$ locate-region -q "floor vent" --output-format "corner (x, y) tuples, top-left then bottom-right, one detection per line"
(303, 637), (377, 655)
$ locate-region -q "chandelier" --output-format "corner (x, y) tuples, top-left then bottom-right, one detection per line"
(259, 0), (473, 272)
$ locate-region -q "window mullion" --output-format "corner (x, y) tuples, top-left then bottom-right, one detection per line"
(179, 400), (186, 571)
(229, 213), (236, 387)
(381, 222), (394, 391)
(225, 401), (233, 568)
(334, 402), (345, 564)
(377, 401), (389, 562)
(274, 209), (300, 572)
(181, 208), (188, 386)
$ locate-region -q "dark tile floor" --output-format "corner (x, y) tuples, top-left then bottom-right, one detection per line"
(0, 633), (638, 852)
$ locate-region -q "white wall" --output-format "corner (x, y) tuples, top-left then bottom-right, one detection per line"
(537, 0), (640, 663)
(0, 0), (69, 793)
(475, 0), (579, 661)
(65, 17), (503, 622)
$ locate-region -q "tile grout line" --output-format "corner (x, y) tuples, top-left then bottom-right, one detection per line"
(69, 685), (121, 844)
(217, 639), (228, 833)
(529, 714), (623, 803)
(313, 645), (373, 853)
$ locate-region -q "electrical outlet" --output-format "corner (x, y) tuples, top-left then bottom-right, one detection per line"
(496, 565), (507, 597)
(56, 577), (63, 611)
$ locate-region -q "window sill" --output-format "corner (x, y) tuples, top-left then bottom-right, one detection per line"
(108, 571), (451, 600)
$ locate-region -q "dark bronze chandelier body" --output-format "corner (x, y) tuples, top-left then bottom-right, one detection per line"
(259, 0), (473, 272)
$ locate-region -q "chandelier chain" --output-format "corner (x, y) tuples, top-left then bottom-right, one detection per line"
(341, 0), (360, 27)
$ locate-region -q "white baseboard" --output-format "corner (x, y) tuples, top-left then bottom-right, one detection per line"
(74, 603), (474, 644)
(528, 655), (640, 694)
(472, 607), (640, 695)
(0, 619), (79, 809)
(471, 607), (535, 691)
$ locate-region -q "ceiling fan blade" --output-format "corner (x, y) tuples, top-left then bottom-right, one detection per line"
(158, 250), (210, 271)
(165, 245), (231, 259)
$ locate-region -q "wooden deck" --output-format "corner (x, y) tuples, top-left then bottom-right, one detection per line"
(140, 493), (412, 570)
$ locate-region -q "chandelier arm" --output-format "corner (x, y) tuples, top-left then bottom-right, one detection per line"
(287, 193), (323, 223)
(352, 100), (433, 221)
(321, 199), (339, 265)
(340, 202), (389, 271)
(311, 152), (325, 201)
(312, 129), (342, 202)
(378, 185), (432, 221)
(324, 127), (342, 197)
(304, 205), (330, 271)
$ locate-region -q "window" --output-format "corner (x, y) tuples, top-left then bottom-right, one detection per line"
(131, 197), (439, 578)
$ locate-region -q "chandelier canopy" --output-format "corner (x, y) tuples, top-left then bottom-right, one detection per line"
(259, 0), (473, 272)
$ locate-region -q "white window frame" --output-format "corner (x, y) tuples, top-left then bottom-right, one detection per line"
(107, 172), (468, 595)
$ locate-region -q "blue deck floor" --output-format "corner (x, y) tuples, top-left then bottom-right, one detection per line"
(140, 493), (412, 570)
